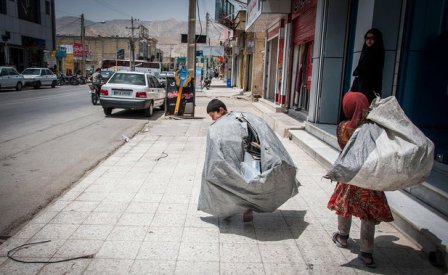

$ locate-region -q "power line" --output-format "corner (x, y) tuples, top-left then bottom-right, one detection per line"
(56, 17), (81, 31)
(92, 0), (133, 18)
(55, 9), (78, 17)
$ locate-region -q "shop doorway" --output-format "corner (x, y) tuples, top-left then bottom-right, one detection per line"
(265, 37), (278, 101)
(291, 42), (312, 112)
(246, 54), (253, 91)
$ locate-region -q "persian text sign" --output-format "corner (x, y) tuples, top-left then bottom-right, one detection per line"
(73, 43), (89, 58)
(246, 0), (262, 31)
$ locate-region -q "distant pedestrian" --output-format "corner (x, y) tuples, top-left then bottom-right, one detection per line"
(351, 28), (385, 103)
(327, 91), (393, 268)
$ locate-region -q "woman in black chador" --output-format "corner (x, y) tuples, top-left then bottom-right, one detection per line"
(352, 28), (385, 103)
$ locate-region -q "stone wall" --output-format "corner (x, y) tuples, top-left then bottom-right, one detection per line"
(250, 32), (265, 97)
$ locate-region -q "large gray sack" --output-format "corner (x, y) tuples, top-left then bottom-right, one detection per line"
(325, 96), (434, 191)
(198, 112), (299, 217)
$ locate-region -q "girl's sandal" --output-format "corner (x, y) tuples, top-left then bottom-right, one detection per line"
(358, 252), (376, 268)
(332, 232), (349, 248)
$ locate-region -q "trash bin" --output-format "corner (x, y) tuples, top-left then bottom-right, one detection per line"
(226, 79), (231, 88)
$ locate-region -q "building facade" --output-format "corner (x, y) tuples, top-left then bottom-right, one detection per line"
(241, 0), (447, 262)
(56, 35), (159, 75)
(0, 0), (56, 72)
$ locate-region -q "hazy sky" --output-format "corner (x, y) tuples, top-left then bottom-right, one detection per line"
(55, 0), (218, 22)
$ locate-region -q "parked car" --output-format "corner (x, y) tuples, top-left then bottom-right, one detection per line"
(99, 71), (165, 117)
(157, 71), (167, 86)
(0, 67), (25, 91)
(22, 68), (58, 89)
(157, 71), (175, 86)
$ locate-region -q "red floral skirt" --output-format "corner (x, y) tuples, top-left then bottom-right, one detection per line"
(327, 182), (394, 224)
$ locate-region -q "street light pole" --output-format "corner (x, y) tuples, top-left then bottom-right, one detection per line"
(81, 13), (86, 77)
(126, 17), (138, 71)
(187, 0), (196, 76)
(205, 12), (209, 76)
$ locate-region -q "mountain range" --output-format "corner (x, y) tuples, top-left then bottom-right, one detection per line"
(56, 16), (227, 57)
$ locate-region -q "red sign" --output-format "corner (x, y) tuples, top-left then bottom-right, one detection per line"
(73, 43), (89, 58)
(73, 43), (82, 57)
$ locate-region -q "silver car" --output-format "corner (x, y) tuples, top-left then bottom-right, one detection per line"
(22, 68), (58, 89)
(0, 67), (25, 91)
(100, 71), (166, 117)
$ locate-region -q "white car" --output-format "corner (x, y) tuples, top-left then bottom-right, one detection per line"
(100, 71), (166, 117)
(22, 68), (58, 89)
(0, 67), (25, 91)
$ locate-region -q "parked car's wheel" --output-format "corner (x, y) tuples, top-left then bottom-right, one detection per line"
(16, 82), (22, 91)
(34, 81), (41, 89)
(145, 101), (154, 117)
(103, 107), (112, 116)
(51, 80), (57, 88)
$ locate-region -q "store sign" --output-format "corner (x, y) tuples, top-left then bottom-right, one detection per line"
(196, 45), (225, 56)
(117, 49), (125, 59)
(59, 45), (73, 54)
(55, 46), (67, 58)
(246, 0), (262, 31)
(73, 43), (89, 58)
(247, 41), (255, 55)
(73, 43), (82, 58)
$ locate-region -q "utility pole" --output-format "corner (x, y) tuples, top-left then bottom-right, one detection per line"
(159, 44), (177, 70)
(80, 14), (86, 77)
(187, 0), (196, 76)
(205, 12), (209, 76)
(126, 17), (138, 71)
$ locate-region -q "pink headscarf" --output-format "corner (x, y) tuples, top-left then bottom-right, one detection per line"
(342, 91), (369, 129)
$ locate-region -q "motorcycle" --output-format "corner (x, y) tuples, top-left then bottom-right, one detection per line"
(89, 83), (101, 105)
(68, 75), (80, 85)
(203, 77), (211, 90)
(57, 73), (70, 86)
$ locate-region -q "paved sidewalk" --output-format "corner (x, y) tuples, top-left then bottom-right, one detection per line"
(0, 86), (444, 274)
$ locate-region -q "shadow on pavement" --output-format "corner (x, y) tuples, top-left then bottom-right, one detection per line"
(200, 210), (309, 242)
(341, 235), (445, 274)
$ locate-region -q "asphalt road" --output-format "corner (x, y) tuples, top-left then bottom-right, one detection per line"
(0, 84), (163, 236)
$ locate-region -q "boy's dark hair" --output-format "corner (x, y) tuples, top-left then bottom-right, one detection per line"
(207, 99), (227, 113)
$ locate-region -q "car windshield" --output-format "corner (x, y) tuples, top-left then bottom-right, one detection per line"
(22, 69), (41, 75)
(108, 73), (146, 85)
(101, 71), (113, 78)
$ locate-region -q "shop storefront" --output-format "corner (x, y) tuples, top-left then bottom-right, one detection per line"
(288, 0), (317, 114)
(265, 22), (280, 102)
(245, 0), (291, 104)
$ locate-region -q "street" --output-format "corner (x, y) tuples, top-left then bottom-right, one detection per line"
(0, 85), (163, 237)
